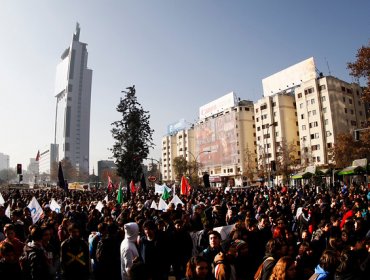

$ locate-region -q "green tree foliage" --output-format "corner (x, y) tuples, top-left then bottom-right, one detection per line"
(172, 156), (188, 180)
(111, 86), (154, 192)
(276, 139), (297, 184)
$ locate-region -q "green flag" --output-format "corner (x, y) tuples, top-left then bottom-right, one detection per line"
(117, 182), (123, 204)
(162, 187), (170, 200)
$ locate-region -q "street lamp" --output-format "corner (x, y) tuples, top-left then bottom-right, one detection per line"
(187, 150), (211, 185)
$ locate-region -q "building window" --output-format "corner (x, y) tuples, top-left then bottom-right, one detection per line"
(325, 119), (329, 125)
(298, 93), (302, 98)
(319, 85), (326, 91)
(272, 102), (276, 107)
(317, 156), (320, 162)
(341, 86), (346, 92)
(343, 97), (346, 102)
(300, 103), (303, 108)
(301, 114), (305, 119)
(326, 131), (332, 137)
(349, 99), (353, 104)
(312, 110), (317, 116)
(321, 96), (326, 102)
(275, 131), (279, 137)
(344, 108), (347, 113)
(302, 125), (306, 130)
(323, 107), (327, 113)
(351, 120), (357, 126)
(257, 127), (260, 131)
(350, 109), (354, 115)
(311, 99), (315, 104)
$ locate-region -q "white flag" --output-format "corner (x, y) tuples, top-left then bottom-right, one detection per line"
(150, 200), (158, 210)
(0, 193), (5, 206)
(104, 195), (108, 203)
(158, 198), (168, 211)
(50, 199), (61, 213)
(95, 201), (104, 212)
(27, 197), (43, 224)
(5, 205), (11, 218)
(169, 195), (184, 206)
(154, 183), (164, 194)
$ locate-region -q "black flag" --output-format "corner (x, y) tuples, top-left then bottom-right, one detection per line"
(140, 173), (147, 192)
(58, 162), (68, 192)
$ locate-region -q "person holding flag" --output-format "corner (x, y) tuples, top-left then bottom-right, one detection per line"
(180, 176), (191, 196)
(117, 182), (124, 205)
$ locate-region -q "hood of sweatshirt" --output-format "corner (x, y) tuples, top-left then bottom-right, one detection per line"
(124, 222), (139, 242)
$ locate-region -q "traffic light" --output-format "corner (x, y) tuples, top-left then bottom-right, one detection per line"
(19, 175), (23, 182)
(354, 130), (360, 141)
(271, 160), (276, 172)
(16, 164), (22, 175)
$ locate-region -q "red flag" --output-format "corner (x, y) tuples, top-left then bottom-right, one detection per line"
(107, 176), (113, 192)
(35, 150), (40, 161)
(130, 180), (136, 193)
(180, 176), (190, 196)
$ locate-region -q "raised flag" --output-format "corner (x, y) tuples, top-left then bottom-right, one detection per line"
(130, 180), (136, 193)
(140, 173), (147, 192)
(95, 201), (104, 212)
(50, 199), (61, 213)
(27, 197), (43, 224)
(0, 193), (5, 206)
(180, 176), (190, 196)
(35, 150), (40, 161)
(162, 187), (170, 200)
(169, 195), (184, 206)
(107, 176), (113, 192)
(117, 182), (123, 204)
(5, 205), (10, 218)
(58, 162), (68, 192)
(158, 198), (168, 211)
(150, 200), (158, 210)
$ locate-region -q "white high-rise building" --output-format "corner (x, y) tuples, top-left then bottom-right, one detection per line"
(54, 23), (92, 175)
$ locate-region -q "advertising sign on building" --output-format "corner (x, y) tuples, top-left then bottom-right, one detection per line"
(262, 57), (316, 97)
(195, 110), (238, 166)
(167, 118), (187, 135)
(199, 92), (238, 120)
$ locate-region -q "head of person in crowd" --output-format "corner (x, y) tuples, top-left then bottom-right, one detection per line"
(269, 256), (297, 280)
(185, 255), (209, 280)
(265, 238), (288, 259)
(315, 249), (339, 277)
(0, 242), (18, 263)
(68, 223), (81, 240)
(228, 239), (248, 258)
(143, 220), (156, 241)
(208, 230), (222, 250)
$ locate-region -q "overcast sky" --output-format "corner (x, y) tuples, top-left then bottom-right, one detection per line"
(0, 0), (369, 172)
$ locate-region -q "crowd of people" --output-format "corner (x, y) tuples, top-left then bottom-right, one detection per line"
(0, 180), (369, 280)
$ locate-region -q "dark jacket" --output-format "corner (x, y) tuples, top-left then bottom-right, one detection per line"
(61, 237), (89, 280)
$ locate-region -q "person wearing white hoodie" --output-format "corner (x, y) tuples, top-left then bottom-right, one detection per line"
(120, 222), (139, 280)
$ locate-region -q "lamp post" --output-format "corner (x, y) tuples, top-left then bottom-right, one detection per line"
(187, 150), (211, 186)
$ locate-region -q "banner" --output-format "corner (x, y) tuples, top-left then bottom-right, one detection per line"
(27, 197), (43, 224)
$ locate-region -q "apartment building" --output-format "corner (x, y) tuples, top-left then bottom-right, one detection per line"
(295, 75), (366, 165)
(254, 93), (300, 173)
(162, 125), (195, 182)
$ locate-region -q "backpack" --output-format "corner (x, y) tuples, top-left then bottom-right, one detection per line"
(95, 239), (104, 263)
(254, 257), (274, 280)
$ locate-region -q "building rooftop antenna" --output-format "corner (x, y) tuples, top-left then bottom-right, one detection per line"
(325, 57), (332, 76)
